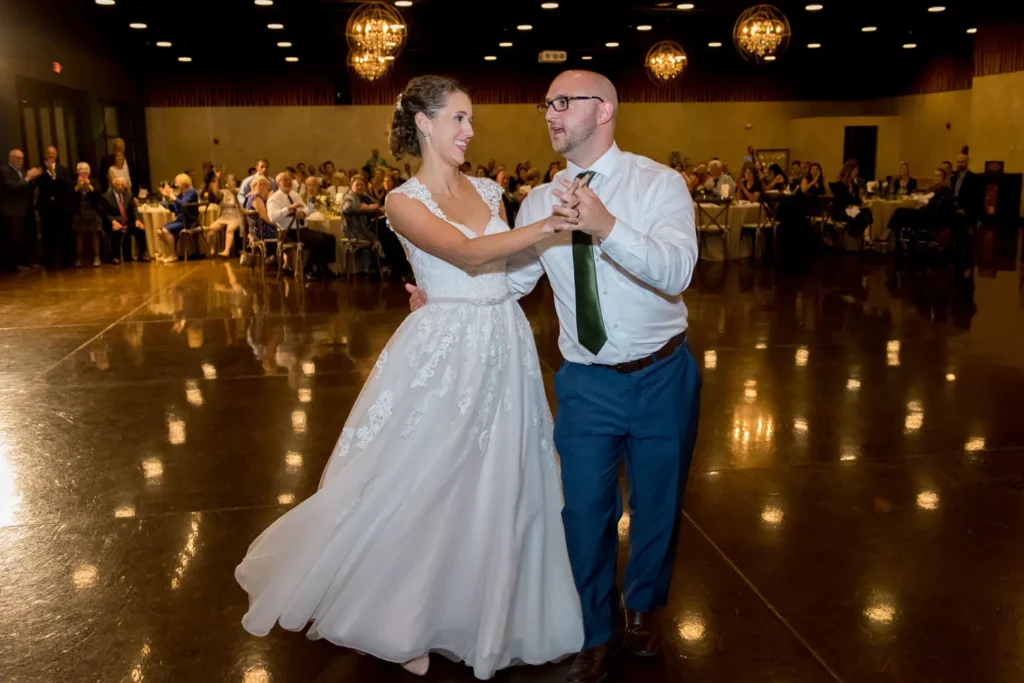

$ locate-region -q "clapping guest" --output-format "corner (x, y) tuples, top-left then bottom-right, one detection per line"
(158, 173), (199, 264)
(894, 162), (917, 196)
(737, 165), (763, 202)
(36, 145), (73, 268)
(2, 149), (44, 271)
(799, 162), (828, 197)
(103, 177), (149, 263)
(71, 162), (105, 268)
(788, 160), (803, 192)
(764, 163), (787, 191)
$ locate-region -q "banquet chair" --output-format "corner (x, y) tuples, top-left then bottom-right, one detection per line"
(275, 214), (306, 284)
(176, 202), (207, 262)
(741, 197), (779, 259)
(244, 209), (278, 278)
(695, 200), (731, 260)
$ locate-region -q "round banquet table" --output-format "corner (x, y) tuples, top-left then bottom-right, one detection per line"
(695, 200), (762, 261)
(862, 197), (925, 240)
(305, 214), (347, 274)
(138, 204), (222, 257)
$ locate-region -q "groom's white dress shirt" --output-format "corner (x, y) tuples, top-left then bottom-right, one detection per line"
(509, 142), (698, 366)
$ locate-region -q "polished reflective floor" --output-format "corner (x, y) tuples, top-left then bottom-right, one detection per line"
(1, 231), (1023, 683)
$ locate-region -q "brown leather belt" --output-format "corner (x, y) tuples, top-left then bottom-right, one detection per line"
(597, 331), (688, 374)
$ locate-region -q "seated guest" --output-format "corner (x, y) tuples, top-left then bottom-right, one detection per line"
(382, 175), (396, 197)
(543, 161), (562, 184)
(496, 169), (519, 223)
(883, 166), (955, 244)
(294, 170), (309, 201)
(692, 163), (709, 192)
(829, 160), (873, 243)
(71, 163), (105, 268)
(208, 176), (243, 257)
(319, 161), (337, 189)
(158, 173), (199, 264)
(369, 167), (388, 203)
(788, 160), (803, 192)
(103, 177), (149, 263)
(237, 158), (277, 205)
(764, 163), (788, 191)
(527, 168), (542, 188)
(510, 164), (529, 193)
(940, 160), (954, 179)
(927, 165), (951, 193)
(475, 165), (489, 178)
(708, 160), (736, 199)
(244, 176), (278, 250)
(296, 163), (307, 176)
(736, 165), (763, 202)
(327, 172), (351, 203)
(682, 163), (699, 195)
(799, 162), (829, 197)
(342, 176), (383, 274)
(893, 162), (917, 196)
(267, 172), (335, 278)
(199, 167), (221, 204)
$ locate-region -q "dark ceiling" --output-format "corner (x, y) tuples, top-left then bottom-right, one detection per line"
(19, 0), (1022, 104)
(72, 0), (999, 68)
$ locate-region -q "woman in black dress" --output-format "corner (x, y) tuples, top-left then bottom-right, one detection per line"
(893, 162), (917, 196)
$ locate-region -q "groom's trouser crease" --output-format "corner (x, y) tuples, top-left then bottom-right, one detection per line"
(554, 341), (702, 649)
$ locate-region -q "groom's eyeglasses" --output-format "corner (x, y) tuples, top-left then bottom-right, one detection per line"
(536, 96), (605, 114)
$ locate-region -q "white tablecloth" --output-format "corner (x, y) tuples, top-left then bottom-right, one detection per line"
(695, 201), (763, 260)
(863, 198), (925, 240)
(138, 204), (221, 257)
(306, 215), (346, 274)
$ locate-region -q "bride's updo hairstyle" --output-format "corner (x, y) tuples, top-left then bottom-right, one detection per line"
(389, 75), (467, 160)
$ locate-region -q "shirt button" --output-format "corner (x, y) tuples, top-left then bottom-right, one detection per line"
(613, 324), (619, 329)
(602, 290), (609, 295)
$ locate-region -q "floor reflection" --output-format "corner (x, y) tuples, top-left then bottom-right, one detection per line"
(0, 228), (1022, 682)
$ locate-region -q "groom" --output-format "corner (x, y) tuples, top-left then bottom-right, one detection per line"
(413, 70), (701, 682)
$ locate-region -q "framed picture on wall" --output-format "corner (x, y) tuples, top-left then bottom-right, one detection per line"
(755, 149), (789, 171)
(985, 160), (1004, 174)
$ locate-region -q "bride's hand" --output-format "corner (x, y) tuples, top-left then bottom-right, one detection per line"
(406, 283), (427, 311)
(542, 203), (581, 234)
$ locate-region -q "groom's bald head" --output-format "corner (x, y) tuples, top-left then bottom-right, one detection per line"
(544, 71), (617, 162)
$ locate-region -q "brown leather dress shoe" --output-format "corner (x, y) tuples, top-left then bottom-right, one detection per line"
(624, 609), (661, 657)
(566, 632), (624, 683)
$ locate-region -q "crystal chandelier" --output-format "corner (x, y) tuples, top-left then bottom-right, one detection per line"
(349, 49), (391, 82)
(645, 41), (688, 83)
(345, 1), (407, 59)
(733, 4), (791, 62)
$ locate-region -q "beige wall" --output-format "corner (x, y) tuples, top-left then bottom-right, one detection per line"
(145, 89), (1017, 196)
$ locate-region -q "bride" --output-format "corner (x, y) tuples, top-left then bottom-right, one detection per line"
(235, 75), (585, 679)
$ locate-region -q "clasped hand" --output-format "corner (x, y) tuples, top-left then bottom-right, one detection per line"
(549, 177), (616, 240)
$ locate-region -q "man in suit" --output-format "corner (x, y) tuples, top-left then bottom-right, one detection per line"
(952, 152), (983, 224)
(1, 149), (43, 272)
(103, 177), (150, 263)
(36, 146), (73, 268)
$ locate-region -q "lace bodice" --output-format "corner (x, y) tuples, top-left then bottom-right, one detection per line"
(387, 176), (510, 303)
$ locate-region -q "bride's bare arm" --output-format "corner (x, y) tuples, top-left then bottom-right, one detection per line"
(385, 191), (578, 269)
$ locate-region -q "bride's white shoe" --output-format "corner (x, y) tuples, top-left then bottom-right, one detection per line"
(401, 654), (430, 676)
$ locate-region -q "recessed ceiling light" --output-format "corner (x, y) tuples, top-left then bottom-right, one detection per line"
(541, 2), (559, 7)
(396, 0), (413, 5)
(637, 25), (653, 31)
(708, 41), (722, 47)
(178, 56), (192, 62)
(928, 6), (946, 12)
(95, 0), (115, 5)
(129, 22), (147, 29)
(582, 55), (593, 60)
(384, 55), (395, 60)
(677, 3), (695, 9)
(484, 55), (497, 61)
(861, 26), (877, 32)
(517, 24), (533, 30)
(903, 43), (917, 49)
(156, 41), (172, 47)
(277, 41), (292, 47)
(966, 27), (977, 34)
(254, 0), (273, 5)
(606, 42), (620, 47)
(805, 3), (823, 10)
(267, 23), (284, 29)
(807, 42), (821, 48)
(285, 56), (299, 62)
(764, 55), (777, 61)
(499, 41), (513, 47)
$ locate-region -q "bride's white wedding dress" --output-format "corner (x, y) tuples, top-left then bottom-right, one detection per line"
(235, 175), (584, 679)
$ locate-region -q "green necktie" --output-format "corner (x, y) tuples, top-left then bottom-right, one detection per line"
(572, 170), (607, 355)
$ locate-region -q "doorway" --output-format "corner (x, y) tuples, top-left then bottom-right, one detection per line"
(843, 126), (878, 181)
(16, 76), (90, 171)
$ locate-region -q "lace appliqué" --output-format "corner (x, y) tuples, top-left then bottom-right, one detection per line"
(402, 366), (456, 438)
(355, 391), (394, 449)
(374, 349), (388, 378)
(335, 427), (355, 457)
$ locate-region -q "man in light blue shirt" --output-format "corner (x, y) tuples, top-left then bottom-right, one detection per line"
(237, 158), (277, 205)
